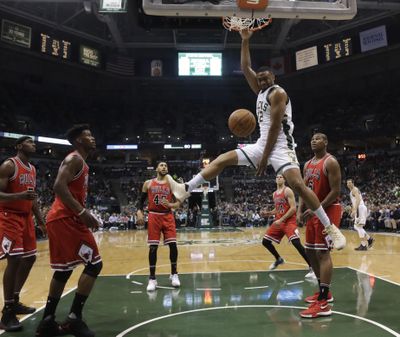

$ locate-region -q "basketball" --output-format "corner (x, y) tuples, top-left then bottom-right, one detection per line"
(228, 109), (256, 138)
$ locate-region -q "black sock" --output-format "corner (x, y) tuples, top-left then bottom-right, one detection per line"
(262, 238), (281, 260)
(169, 243), (178, 275)
(291, 239), (311, 266)
(318, 283), (330, 301)
(43, 296), (60, 319)
(14, 292), (20, 304)
(3, 300), (14, 311)
(149, 245), (158, 279)
(69, 293), (88, 320)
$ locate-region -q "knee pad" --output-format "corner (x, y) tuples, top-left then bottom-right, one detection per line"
(291, 238), (302, 250)
(262, 238), (273, 248)
(149, 245), (159, 254)
(83, 261), (103, 278)
(23, 254), (37, 265)
(168, 242), (177, 250)
(53, 270), (73, 283)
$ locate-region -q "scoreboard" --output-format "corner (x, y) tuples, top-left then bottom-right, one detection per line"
(80, 45), (101, 68)
(1, 19), (31, 48)
(40, 33), (72, 60)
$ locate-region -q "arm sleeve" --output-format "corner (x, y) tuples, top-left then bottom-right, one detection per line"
(137, 192), (147, 211)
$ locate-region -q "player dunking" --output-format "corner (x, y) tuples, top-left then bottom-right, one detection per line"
(172, 29), (346, 250)
(0, 136), (45, 331)
(298, 133), (342, 318)
(137, 162), (181, 292)
(36, 125), (102, 337)
(347, 179), (374, 251)
(261, 174), (315, 278)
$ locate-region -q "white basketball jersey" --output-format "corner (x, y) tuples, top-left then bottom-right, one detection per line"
(255, 85), (296, 150)
(350, 187), (366, 208)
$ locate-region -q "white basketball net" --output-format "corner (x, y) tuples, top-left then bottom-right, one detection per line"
(222, 16), (272, 32)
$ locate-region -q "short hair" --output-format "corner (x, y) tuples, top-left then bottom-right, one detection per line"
(347, 178), (354, 183)
(66, 124), (90, 145)
(156, 161), (167, 168)
(15, 136), (33, 146)
(256, 66), (273, 74)
(313, 133), (328, 141)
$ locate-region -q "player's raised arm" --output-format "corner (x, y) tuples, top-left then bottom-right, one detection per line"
(240, 29), (259, 95)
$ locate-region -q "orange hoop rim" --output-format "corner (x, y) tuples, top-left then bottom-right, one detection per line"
(222, 17), (272, 32)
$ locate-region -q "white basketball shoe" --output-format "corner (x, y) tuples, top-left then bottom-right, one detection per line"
(324, 224), (346, 250)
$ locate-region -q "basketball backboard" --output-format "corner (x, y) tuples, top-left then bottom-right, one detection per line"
(142, 0), (357, 21)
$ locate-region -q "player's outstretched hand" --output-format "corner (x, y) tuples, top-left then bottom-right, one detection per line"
(17, 190), (37, 200)
(79, 210), (99, 229)
(161, 198), (173, 209)
(256, 157), (268, 176)
(136, 210), (145, 226)
(240, 29), (253, 40)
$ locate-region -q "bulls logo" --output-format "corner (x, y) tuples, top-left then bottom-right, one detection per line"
(78, 243), (93, 263)
(2, 237), (12, 254)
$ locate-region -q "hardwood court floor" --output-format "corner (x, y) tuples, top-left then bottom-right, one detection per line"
(0, 228), (399, 336)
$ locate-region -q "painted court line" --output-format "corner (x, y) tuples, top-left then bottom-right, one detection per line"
(125, 260), (309, 278)
(156, 286), (175, 290)
(115, 305), (400, 337)
(287, 280), (304, 285)
(130, 291), (142, 294)
(0, 286), (77, 335)
(347, 267), (400, 287)
(195, 288), (221, 291)
(131, 281), (143, 285)
(244, 285), (269, 290)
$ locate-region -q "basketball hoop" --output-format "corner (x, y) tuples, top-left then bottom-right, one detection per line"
(222, 16), (272, 32)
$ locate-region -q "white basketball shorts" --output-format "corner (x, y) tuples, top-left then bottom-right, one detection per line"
(355, 205), (368, 225)
(235, 142), (299, 173)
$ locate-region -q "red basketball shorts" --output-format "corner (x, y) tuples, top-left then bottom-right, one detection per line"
(305, 203), (342, 251)
(46, 217), (101, 271)
(0, 211), (36, 259)
(147, 212), (176, 245)
(264, 219), (299, 244)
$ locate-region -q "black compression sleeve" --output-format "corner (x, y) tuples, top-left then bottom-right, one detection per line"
(138, 192), (147, 210)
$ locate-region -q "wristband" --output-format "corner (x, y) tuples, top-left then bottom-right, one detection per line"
(77, 208), (86, 216)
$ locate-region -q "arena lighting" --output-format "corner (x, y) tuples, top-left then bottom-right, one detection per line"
(106, 144), (138, 150)
(37, 136), (70, 145)
(1, 131), (71, 146)
(164, 144), (202, 150)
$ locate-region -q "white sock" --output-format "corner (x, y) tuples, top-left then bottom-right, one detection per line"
(355, 226), (364, 238)
(313, 206), (331, 228)
(187, 173), (207, 192)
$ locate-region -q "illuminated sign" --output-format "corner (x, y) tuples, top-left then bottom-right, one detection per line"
(357, 153), (367, 160)
(99, 0), (127, 13)
(295, 46), (318, 70)
(80, 45), (101, 68)
(106, 144), (138, 150)
(1, 19), (31, 48)
(323, 37), (352, 62)
(360, 25), (387, 52)
(164, 144), (202, 150)
(40, 33), (71, 60)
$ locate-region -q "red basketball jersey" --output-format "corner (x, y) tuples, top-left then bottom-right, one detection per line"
(0, 157), (36, 214)
(47, 151), (89, 222)
(304, 153), (336, 202)
(147, 179), (173, 213)
(273, 187), (295, 221)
